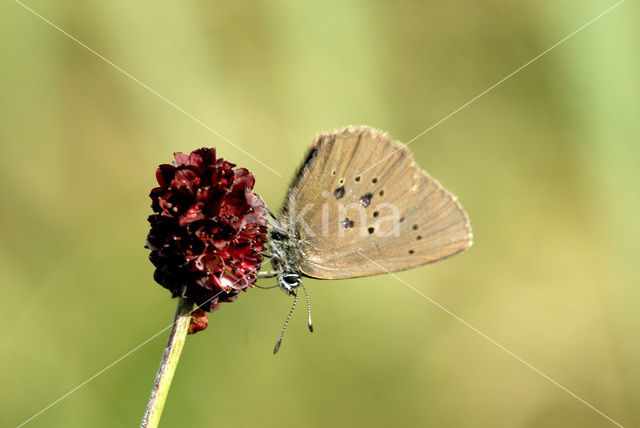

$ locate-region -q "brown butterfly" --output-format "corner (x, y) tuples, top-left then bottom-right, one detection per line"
(260, 126), (472, 352)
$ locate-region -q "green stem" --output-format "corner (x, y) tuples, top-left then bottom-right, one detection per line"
(141, 298), (193, 428)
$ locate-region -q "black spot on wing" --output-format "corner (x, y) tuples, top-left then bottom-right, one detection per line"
(334, 186), (345, 199)
(359, 192), (373, 207)
(342, 218), (354, 229)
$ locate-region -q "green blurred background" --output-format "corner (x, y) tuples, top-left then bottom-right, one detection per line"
(1, 1), (638, 427)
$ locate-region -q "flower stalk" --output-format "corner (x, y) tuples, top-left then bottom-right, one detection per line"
(141, 298), (194, 428)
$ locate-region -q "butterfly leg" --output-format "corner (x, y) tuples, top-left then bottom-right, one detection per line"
(266, 207), (278, 220)
(258, 271), (278, 278)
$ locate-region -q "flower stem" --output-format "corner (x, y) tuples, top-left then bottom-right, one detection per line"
(141, 298), (193, 428)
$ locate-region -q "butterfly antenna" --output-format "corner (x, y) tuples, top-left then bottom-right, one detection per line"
(300, 282), (313, 332)
(273, 290), (298, 354)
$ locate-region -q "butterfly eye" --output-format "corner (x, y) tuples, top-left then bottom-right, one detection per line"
(333, 186), (345, 199)
(331, 170), (336, 175)
(283, 275), (299, 285)
(338, 178), (345, 185)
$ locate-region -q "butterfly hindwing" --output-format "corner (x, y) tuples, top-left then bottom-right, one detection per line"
(279, 125), (472, 279)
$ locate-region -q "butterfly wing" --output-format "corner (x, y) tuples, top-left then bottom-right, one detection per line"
(279, 125), (472, 279)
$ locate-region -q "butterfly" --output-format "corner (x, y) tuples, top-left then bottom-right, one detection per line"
(259, 125), (472, 352)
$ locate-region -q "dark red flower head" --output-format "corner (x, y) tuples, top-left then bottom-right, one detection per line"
(146, 148), (267, 312)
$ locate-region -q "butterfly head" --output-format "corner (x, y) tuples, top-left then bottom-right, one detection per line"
(278, 272), (301, 295)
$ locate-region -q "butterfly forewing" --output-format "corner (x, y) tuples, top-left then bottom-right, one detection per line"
(280, 126), (472, 279)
